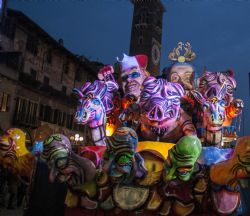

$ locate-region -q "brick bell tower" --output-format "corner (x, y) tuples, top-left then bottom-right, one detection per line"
(129, 0), (165, 77)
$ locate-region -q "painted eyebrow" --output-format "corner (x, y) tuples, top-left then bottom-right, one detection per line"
(130, 67), (138, 70)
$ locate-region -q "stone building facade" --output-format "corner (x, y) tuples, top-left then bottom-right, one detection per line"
(0, 7), (103, 144)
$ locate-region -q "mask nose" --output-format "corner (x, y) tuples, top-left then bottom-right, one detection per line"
(74, 109), (87, 122)
(210, 112), (223, 124)
(148, 105), (164, 121)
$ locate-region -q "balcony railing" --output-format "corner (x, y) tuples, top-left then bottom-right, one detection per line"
(0, 52), (22, 70)
(13, 113), (39, 128)
(18, 72), (76, 105)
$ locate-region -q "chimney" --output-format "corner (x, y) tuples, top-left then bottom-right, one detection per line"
(58, 38), (64, 46)
(79, 55), (85, 62)
(0, 0), (8, 23)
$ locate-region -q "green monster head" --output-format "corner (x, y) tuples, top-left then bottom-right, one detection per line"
(41, 134), (71, 182)
(163, 136), (202, 182)
(103, 127), (138, 182)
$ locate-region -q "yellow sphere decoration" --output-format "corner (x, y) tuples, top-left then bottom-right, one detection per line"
(177, 56), (186, 63)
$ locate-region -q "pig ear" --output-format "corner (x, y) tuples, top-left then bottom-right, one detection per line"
(96, 83), (107, 99)
(225, 69), (234, 77)
(218, 83), (227, 99)
(142, 76), (156, 86)
(72, 82), (91, 98)
(172, 82), (184, 97)
(106, 81), (119, 92)
(80, 82), (91, 94)
(142, 76), (159, 95)
(72, 88), (83, 98)
(191, 90), (206, 104)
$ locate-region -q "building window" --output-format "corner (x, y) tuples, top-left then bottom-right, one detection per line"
(66, 114), (73, 129)
(26, 35), (38, 56)
(62, 112), (66, 127)
(63, 61), (69, 74)
(43, 76), (50, 86)
(0, 92), (9, 112)
(75, 68), (81, 81)
(44, 105), (52, 122)
(39, 104), (44, 120)
(62, 86), (67, 95)
(1, 18), (15, 39)
(53, 109), (59, 124)
(14, 97), (38, 126)
(57, 111), (63, 126)
(30, 69), (37, 80)
(46, 49), (52, 64)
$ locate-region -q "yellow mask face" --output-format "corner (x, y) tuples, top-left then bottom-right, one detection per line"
(2, 128), (29, 157)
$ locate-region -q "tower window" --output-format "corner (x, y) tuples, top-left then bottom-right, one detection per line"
(138, 36), (143, 45)
(157, 20), (162, 28)
(138, 9), (149, 24)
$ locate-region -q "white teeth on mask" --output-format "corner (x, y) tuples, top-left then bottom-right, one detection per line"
(150, 126), (168, 136)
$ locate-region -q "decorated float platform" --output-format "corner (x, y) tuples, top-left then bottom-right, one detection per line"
(0, 42), (249, 216)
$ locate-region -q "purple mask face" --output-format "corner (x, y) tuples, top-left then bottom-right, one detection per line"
(199, 71), (236, 106)
(192, 85), (227, 131)
(73, 80), (118, 128)
(140, 77), (184, 129)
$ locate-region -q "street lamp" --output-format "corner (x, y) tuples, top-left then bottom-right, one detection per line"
(70, 134), (84, 145)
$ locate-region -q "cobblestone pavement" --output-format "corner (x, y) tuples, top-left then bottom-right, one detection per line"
(0, 207), (23, 216)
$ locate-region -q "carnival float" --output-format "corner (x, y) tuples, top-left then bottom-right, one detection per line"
(0, 42), (249, 216)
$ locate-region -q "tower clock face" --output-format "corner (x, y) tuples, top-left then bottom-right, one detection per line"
(152, 44), (160, 65)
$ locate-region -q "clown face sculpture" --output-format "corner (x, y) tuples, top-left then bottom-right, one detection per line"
(117, 54), (149, 99)
(163, 136), (202, 182)
(168, 63), (195, 92)
(166, 42), (196, 93)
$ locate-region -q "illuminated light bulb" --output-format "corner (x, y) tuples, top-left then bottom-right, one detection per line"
(106, 124), (115, 137)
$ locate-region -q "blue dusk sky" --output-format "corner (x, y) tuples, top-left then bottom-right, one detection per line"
(8, 0), (250, 136)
